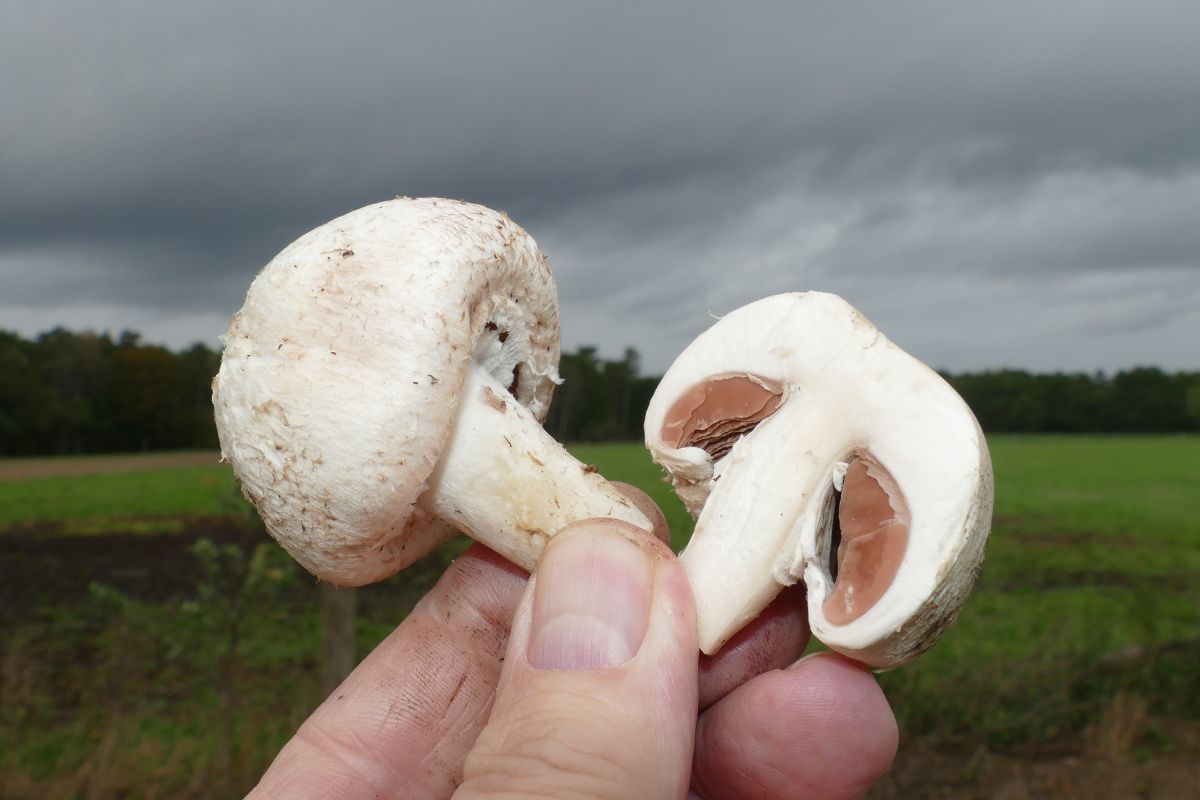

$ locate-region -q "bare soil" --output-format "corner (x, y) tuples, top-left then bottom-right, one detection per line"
(0, 516), (448, 631)
(0, 516), (261, 622)
(0, 451), (223, 481)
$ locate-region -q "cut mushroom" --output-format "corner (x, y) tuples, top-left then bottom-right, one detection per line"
(645, 292), (993, 669)
(212, 198), (651, 585)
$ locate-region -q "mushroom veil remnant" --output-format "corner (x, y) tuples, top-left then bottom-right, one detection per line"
(645, 293), (993, 669)
(213, 198), (651, 586)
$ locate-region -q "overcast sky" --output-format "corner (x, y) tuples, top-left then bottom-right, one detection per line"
(2, 1), (1198, 375)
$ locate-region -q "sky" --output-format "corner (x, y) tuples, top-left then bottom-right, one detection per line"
(2, 1), (1198, 375)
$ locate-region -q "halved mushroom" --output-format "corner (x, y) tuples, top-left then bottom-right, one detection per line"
(645, 292), (993, 669)
(212, 198), (651, 585)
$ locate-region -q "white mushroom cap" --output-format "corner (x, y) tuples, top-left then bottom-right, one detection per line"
(214, 198), (650, 585)
(645, 292), (993, 668)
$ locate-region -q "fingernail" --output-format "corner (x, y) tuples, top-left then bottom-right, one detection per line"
(789, 650), (872, 673)
(529, 523), (654, 670)
(788, 651), (827, 670)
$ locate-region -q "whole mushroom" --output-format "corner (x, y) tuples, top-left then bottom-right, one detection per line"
(212, 198), (651, 585)
(645, 292), (993, 669)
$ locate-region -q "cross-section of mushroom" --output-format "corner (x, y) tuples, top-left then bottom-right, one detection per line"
(212, 198), (651, 586)
(645, 292), (993, 669)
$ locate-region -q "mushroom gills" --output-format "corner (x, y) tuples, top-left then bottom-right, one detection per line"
(474, 319), (530, 405)
(660, 374), (784, 459)
(819, 455), (910, 626)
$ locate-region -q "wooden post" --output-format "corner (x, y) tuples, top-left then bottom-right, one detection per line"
(320, 583), (357, 698)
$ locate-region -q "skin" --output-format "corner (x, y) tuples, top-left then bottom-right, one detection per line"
(249, 487), (898, 800)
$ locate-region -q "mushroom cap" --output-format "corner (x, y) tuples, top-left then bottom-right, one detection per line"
(645, 292), (993, 667)
(212, 198), (560, 585)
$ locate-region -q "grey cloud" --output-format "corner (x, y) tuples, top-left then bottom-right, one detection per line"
(1, 0), (1198, 374)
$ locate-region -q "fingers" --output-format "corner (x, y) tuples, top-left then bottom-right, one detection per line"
(698, 583), (809, 710)
(611, 482), (812, 711)
(248, 545), (528, 800)
(455, 520), (699, 800)
(610, 480), (672, 546)
(691, 653), (898, 800)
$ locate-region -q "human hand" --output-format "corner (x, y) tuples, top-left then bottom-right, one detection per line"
(248, 490), (898, 800)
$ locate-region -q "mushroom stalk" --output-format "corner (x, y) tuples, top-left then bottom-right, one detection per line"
(677, 394), (835, 653)
(421, 361), (652, 570)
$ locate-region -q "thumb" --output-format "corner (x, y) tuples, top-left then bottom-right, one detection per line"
(455, 520), (698, 800)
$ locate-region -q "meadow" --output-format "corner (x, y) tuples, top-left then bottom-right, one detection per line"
(1, 437), (1198, 797)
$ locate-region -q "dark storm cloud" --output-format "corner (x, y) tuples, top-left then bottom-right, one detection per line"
(1, 1), (1198, 371)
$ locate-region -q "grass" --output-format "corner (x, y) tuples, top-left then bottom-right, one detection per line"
(569, 443), (692, 548)
(0, 466), (239, 530)
(880, 435), (1200, 745)
(0, 446), (693, 542)
(989, 435), (1199, 539)
(2, 436), (1198, 795)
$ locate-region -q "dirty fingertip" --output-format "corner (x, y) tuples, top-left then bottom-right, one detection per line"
(611, 481), (672, 547)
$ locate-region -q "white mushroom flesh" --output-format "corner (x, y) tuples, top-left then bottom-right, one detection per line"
(645, 292), (993, 669)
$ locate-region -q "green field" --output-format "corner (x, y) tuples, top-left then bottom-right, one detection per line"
(0, 467), (239, 532)
(884, 436), (1200, 745)
(1, 436), (1198, 797)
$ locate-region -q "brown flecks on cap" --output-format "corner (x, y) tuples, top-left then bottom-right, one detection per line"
(660, 374), (784, 460)
(823, 456), (910, 625)
(481, 386), (507, 412)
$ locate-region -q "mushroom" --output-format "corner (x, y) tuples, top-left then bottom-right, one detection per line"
(644, 292), (992, 668)
(212, 198), (651, 585)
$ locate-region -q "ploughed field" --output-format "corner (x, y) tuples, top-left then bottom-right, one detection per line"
(2, 438), (1198, 798)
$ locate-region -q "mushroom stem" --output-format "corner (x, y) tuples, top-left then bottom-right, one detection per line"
(677, 396), (838, 655)
(419, 362), (653, 569)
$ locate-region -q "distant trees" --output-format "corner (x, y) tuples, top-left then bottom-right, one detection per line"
(0, 328), (219, 455)
(545, 346), (657, 442)
(947, 368), (1200, 433)
(0, 327), (1197, 456)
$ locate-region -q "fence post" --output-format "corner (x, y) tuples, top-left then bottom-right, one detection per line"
(320, 584), (357, 697)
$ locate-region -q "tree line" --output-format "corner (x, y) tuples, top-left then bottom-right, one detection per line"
(947, 368), (1200, 434)
(0, 327), (1196, 456)
(0, 329), (219, 456)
